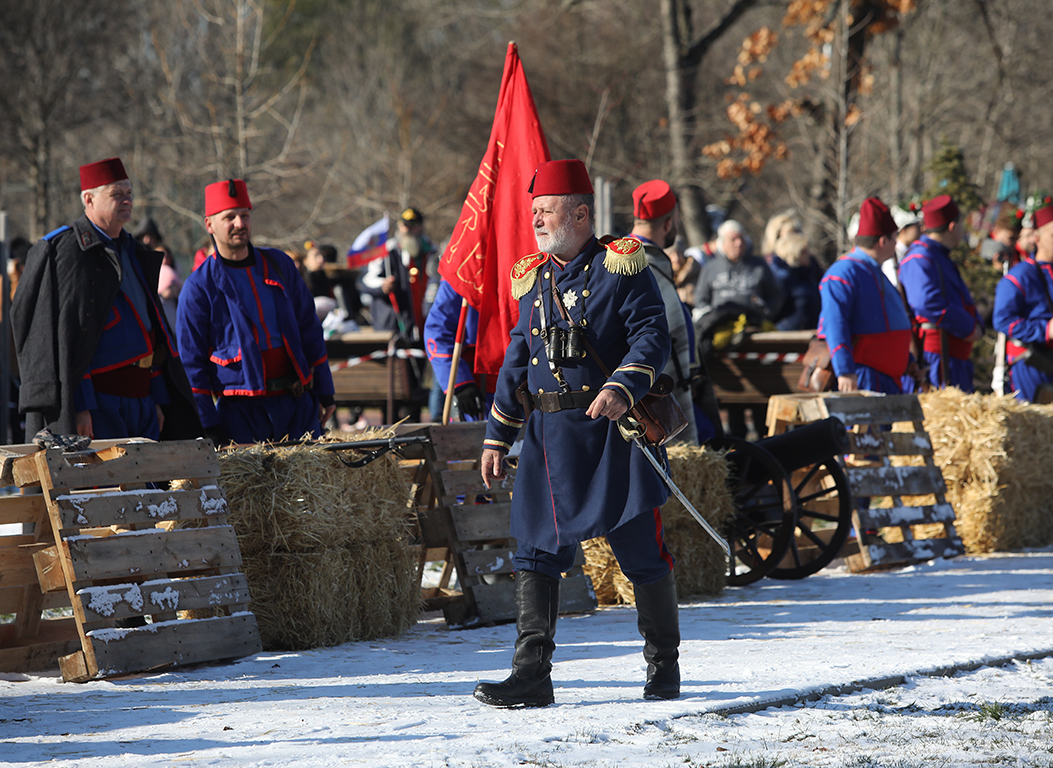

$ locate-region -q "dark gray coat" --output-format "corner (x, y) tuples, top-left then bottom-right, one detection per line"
(12, 215), (201, 440)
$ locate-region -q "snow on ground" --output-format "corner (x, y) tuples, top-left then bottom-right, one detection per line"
(3, 551), (1053, 767)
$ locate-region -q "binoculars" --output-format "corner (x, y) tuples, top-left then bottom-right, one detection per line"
(544, 325), (585, 363)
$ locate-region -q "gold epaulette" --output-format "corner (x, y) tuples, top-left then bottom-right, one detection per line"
(510, 252), (549, 300)
(602, 237), (648, 276)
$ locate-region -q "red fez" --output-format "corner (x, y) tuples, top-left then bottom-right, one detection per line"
(1034, 203), (1053, 230)
(856, 197), (897, 238)
(205, 179), (252, 217)
(79, 157), (128, 191)
(922, 194), (961, 229)
(632, 180), (677, 220)
(528, 159), (593, 198)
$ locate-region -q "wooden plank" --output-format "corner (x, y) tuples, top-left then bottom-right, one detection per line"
(469, 572), (596, 625)
(65, 526), (242, 583)
(821, 394), (925, 425)
(437, 468), (516, 501)
(428, 422), (487, 464)
(0, 586), (69, 615)
(858, 503), (956, 529)
(847, 431), (934, 457)
(33, 545), (66, 593)
(0, 542), (53, 587)
(85, 613), (262, 680)
(859, 537), (965, 570)
(53, 486), (228, 530)
(37, 440), (219, 491)
(77, 574), (252, 623)
(0, 494), (48, 526)
(461, 548), (516, 577)
(0, 619), (81, 673)
(846, 465), (946, 497)
(450, 503), (513, 541)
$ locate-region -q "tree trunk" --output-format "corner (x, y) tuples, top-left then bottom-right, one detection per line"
(661, 0), (709, 247)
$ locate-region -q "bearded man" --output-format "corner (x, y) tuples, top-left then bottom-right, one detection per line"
(177, 179), (335, 445)
(474, 159), (681, 708)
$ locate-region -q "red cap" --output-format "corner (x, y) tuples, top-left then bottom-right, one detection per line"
(632, 180), (677, 220)
(79, 157), (128, 191)
(205, 179), (252, 217)
(1034, 202), (1053, 230)
(856, 197), (898, 238)
(922, 194), (961, 229)
(528, 159), (593, 198)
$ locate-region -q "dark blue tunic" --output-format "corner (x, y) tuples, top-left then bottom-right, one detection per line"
(993, 258), (1053, 402)
(483, 237), (670, 553)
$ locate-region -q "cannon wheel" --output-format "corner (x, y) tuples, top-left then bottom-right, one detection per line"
(709, 437), (797, 587)
(768, 456), (853, 580)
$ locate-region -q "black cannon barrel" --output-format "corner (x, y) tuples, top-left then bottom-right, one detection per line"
(754, 417), (848, 474)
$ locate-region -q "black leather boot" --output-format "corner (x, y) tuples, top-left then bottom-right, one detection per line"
(634, 570), (681, 700)
(474, 570), (560, 708)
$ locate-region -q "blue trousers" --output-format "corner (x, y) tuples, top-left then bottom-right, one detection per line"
(513, 507), (675, 586)
(218, 391), (321, 444)
(1007, 360), (1053, 403)
(92, 392), (160, 440)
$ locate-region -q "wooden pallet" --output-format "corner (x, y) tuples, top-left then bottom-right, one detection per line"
(419, 422), (596, 627)
(767, 392), (964, 572)
(4, 439), (261, 682)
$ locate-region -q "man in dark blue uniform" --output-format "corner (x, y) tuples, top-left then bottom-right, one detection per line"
(12, 157), (199, 443)
(177, 180), (335, 445)
(993, 202), (1053, 402)
(818, 197), (913, 394)
(474, 159), (679, 708)
(423, 279), (491, 420)
(899, 194), (984, 391)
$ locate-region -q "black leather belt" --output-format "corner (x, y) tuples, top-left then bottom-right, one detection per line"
(266, 377), (311, 397)
(530, 389), (598, 413)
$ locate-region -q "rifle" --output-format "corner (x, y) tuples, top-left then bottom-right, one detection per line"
(218, 435), (431, 468)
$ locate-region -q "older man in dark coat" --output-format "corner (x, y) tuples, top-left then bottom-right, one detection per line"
(475, 159), (680, 709)
(12, 157), (200, 443)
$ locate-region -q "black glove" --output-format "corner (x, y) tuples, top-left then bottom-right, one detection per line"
(454, 382), (486, 421)
(204, 425), (234, 448)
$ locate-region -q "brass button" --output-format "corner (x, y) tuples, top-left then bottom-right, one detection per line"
(582, 385), (590, 391)
(537, 388), (544, 394)
(581, 319), (588, 326)
(531, 357), (538, 365)
(543, 271), (550, 279)
(534, 299), (540, 307)
(584, 264), (590, 271)
(531, 328), (539, 336)
(582, 289), (590, 297)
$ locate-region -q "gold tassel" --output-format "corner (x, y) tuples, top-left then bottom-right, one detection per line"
(602, 237), (648, 276)
(509, 252), (548, 300)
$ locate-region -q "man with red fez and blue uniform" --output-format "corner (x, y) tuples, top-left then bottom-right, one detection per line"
(177, 180), (336, 445)
(993, 201), (1053, 403)
(818, 197), (913, 394)
(898, 194), (984, 392)
(12, 157), (200, 443)
(474, 159), (680, 709)
(423, 279), (493, 420)
(627, 179), (699, 443)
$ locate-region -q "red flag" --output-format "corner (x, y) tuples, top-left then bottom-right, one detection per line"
(438, 42), (550, 377)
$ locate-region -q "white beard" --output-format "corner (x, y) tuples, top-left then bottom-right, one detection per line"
(535, 214), (575, 256)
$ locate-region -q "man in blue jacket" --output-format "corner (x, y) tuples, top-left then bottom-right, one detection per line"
(818, 197), (913, 394)
(474, 159), (678, 708)
(177, 180), (335, 445)
(993, 201), (1053, 402)
(899, 194), (983, 391)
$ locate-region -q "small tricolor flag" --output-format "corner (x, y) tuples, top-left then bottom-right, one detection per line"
(346, 216), (390, 269)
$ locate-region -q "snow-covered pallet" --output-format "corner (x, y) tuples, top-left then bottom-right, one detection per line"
(8, 439), (261, 682)
(767, 392), (964, 572)
(421, 422), (596, 627)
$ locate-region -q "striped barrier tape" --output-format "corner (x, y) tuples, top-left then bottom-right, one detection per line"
(720, 351), (803, 364)
(330, 347), (427, 373)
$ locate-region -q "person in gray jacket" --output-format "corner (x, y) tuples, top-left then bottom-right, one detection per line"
(628, 179), (697, 444)
(693, 219), (783, 323)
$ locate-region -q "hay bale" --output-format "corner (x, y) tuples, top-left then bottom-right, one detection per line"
(916, 389), (1053, 553)
(582, 444), (734, 604)
(181, 433), (420, 650)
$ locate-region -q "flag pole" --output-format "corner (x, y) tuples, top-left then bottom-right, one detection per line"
(442, 298), (470, 424)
